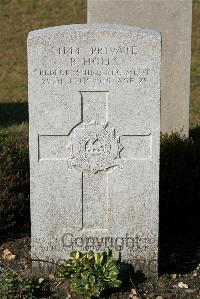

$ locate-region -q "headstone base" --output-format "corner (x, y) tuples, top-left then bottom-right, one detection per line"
(32, 258), (158, 279)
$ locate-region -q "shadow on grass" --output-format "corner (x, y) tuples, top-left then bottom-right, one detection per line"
(0, 101), (28, 127)
(190, 126), (200, 139)
(0, 134), (30, 244)
(159, 128), (200, 274)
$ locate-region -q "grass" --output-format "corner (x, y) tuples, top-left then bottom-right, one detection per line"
(190, 0), (200, 128)
(0, 134), (29, 235)
(0, 0), (86, 104)
(0, 0), (199, 135)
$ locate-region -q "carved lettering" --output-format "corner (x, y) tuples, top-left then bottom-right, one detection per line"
(60, 233), (156, 252)
(58, 46), (80, 55)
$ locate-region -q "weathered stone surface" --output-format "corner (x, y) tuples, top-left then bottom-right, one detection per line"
(88, 0), (192, 136)
(28, 24), (161, 276)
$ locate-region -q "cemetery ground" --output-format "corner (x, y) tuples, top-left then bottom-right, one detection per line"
(0, 0), (200, 298)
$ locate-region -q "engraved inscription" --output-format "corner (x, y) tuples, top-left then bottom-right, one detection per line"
(61, 233), (156, 252)
(32, 233), (156, 253)
(38, 44), (152, 86)
(70, 122), (123, 173)
(58, 46), (138, 55)
(40, 68), (151, 86)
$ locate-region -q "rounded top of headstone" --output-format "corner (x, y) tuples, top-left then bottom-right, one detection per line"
(28, 23), (161, 40)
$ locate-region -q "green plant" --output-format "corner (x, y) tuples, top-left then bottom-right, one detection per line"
(0, 272), (43, 299)
(57, 250), (122, 298)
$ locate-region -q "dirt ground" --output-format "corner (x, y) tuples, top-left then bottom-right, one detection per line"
(0, 235), (199, 299)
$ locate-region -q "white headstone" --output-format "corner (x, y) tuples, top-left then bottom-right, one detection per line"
(28, 24), (161, 276)
(87, 0), (192, 136)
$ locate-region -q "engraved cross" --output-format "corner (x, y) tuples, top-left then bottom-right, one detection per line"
(38, 91), (151, 230)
